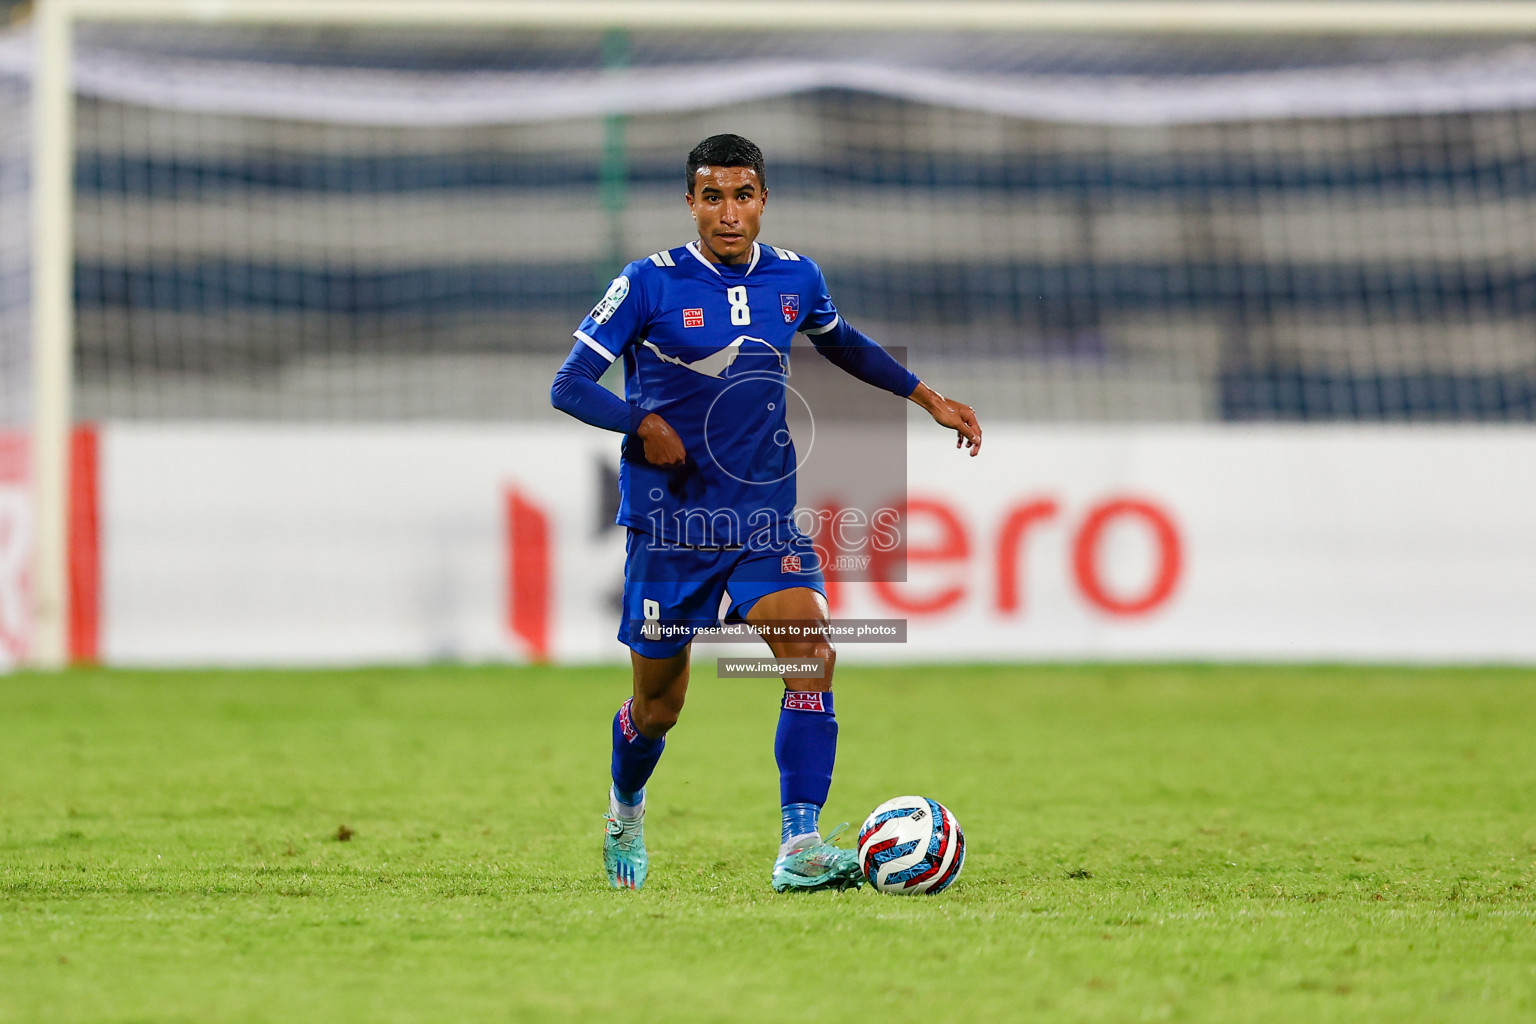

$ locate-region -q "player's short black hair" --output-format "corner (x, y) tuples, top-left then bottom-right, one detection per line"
(686, 134), (766, 194)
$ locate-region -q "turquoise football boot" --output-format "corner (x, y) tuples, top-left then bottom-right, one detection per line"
(603, 809), (647, 890)
(771, 823), (865, 893)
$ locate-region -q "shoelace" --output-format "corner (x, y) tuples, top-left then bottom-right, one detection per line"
(604, 814), (642, 851)
(785, 823), (858, 873)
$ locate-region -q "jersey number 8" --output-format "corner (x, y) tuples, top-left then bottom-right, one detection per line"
(727, 286), (751, 326)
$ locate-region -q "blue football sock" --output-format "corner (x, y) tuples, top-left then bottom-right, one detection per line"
(611, 698), (665, 799)
(775, 689), (837, 839)
(781, 802), (821, 844)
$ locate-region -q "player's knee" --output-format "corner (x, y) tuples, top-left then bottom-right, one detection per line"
(633, 695), (683, 738)
(812, 640), (836, 685)
(783, 638), (835, 681)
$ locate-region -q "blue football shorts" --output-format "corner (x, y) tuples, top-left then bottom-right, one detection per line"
(618, 526), (827, 658)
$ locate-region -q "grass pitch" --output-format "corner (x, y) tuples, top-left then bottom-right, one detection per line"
(2, 663), (1534, 1023)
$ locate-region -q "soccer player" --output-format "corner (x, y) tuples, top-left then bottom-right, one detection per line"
(550, 134), (981, 892)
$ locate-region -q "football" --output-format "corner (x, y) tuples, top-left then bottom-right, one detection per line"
(856, 795), (966, 895)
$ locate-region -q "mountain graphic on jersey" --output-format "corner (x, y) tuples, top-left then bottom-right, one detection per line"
(641, 336), (788, 378)
(780, 294), (799, 323)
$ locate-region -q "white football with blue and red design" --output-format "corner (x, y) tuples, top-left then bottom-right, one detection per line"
(857, 795), (965, 895)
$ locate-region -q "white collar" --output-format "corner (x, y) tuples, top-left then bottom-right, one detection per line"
(686, 240), (760, 277)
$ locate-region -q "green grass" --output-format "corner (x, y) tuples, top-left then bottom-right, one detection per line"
(2, 664), (1534, 1023)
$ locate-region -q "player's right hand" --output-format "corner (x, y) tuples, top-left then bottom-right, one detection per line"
(637, 413), (687, 466)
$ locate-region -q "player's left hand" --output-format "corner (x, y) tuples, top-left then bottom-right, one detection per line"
(910, 382), (981, 456)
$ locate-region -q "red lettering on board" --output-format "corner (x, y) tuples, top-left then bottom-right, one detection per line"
(994, 499), (1059, 614)
(871, 498), (969, 615)
(1072, 498), (1182, 616)
(505, 489), (552, 661)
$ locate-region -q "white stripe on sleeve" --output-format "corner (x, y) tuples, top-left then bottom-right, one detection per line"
(574, 329), (618, 363)
(802, 315), (840, 336)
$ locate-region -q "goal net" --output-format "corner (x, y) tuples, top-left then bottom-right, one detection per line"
(4, 9), (1536, 666)
(7, 21), (1536, 426)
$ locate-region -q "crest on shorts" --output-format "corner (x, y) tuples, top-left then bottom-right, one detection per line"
(780, 294), (799, 324)
(781, 554), (802, 574)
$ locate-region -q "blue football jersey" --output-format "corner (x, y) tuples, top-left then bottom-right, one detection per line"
(573, 241), (840, 547)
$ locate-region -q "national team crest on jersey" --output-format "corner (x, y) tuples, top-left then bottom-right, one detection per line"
(781, 554), (802, 574)
(780, 294), (799, 324)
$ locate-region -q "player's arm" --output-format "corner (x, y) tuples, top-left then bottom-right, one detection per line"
(549, 341), (645, 434)
(551, 267), (686, 465)
(805, 315), (982, 456)
(549, 343), (686, 466)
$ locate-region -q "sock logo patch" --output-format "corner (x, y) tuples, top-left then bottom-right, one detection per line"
(783, 690), (826, 713)
(618, 698), (639, 741)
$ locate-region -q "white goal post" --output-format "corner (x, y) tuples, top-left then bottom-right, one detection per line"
(26, 0), (1536, 667)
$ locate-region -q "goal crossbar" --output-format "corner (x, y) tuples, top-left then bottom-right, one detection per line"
(46, 1), (1536, 34)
